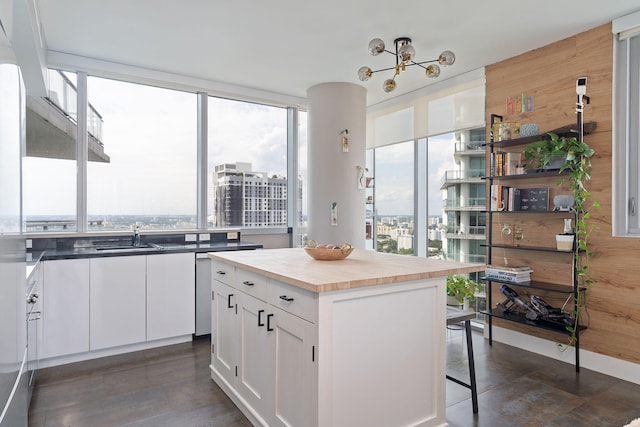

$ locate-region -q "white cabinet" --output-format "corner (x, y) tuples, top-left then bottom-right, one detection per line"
(210, 265), (317, 427)
(211, 279), (237, 386)
(90, 256), (146, 350)
(42, 259), (90, 359)
(235, 291), (271, 418)
(270, 306), (315, 427)
(209, 250), (452, 427)
(41, 252), (196, 365)
(146, 252), (194, 341)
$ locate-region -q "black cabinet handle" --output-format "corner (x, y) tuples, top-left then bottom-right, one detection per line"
(258, 309), (265, 327)
(279, 295), (294, 302)
(267, 313), (274, 331)
(227, 294), (234, 309)
(216, 270), (226, 275)
(243, 281), (254, 287)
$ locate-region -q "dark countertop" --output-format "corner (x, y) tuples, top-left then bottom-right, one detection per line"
(29, 241), (263, 262)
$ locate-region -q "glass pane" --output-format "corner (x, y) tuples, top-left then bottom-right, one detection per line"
(374, 141), (413, 254)
(432, 129), (486, 264)
(86, 77), (197, 231)
(207, 97), (288, 228)
(0, 64), (23, 233)
(23, 70), (78, 232)
(428, 133), (455, 258)
(365, 149), (375, 250)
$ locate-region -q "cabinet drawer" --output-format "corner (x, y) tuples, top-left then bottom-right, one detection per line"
(269, 280), (316, 323)
(211, 260), (236, 286)
(236, 268), (268, 301)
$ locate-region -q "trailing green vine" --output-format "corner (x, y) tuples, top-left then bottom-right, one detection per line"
(523, 132), (598, 348)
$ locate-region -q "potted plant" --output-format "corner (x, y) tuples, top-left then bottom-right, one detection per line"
(523, 132), (599, 346)
(556, 218), (575, 251)
(446, 275), (480, 307)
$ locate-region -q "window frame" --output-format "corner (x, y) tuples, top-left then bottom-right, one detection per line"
(24, 68), (304, 235)
(613, 12), (640, 236)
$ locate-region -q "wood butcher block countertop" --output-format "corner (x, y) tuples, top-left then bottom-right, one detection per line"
(208, 248), (484, 293)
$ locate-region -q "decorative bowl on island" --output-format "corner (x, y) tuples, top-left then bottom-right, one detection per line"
(304, 240), (353, 260)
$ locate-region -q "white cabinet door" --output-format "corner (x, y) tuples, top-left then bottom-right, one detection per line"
(146, 252), (195, 341)
(42, 259), (90, 359)
(236, 291), (272, 418)
(90, 256), (146, 350)
(211, 279), (236, 385)
(271, 306), (316, 427)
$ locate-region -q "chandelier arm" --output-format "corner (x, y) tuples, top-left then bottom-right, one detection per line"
(370, 66), (400, 74)
(411, 59), (439, 69)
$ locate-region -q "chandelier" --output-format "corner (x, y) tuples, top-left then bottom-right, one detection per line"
(357, 37), (456, 93)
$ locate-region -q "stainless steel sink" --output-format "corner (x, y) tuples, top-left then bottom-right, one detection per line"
(149, 243), (186, 249)
(95, 244), (153, 251)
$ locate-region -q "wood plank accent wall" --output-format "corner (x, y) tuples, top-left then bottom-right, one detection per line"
(486, 23), (640, 364)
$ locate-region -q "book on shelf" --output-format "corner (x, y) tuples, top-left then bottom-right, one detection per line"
(490, 152), (523, 176)
(485, 269), (532, 278)
(504, 152), (522, 176)
(485, 273), (531, 283)
(485, 265), (532, 283)
(486, 265), (533, 272)
(489, 185), (522, 212)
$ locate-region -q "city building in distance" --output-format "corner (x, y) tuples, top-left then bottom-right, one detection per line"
(211, 162), (290, 228)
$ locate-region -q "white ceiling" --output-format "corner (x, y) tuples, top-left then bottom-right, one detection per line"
(25, 1), (640, 106)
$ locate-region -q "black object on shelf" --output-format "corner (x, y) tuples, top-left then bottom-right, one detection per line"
(481, 308), (586, 333)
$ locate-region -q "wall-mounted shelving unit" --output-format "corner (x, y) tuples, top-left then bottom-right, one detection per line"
(483, 114), (585, 372)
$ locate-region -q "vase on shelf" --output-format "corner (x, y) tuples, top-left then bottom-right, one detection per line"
(556, 218), (574, 251)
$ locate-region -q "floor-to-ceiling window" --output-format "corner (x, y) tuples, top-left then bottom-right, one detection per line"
(86, 77), (198, 231)
(374, 141), (414, 254)
(23, 71), (78, 232)
(22, 69), (304, 235)
(207, 97), (288, 229)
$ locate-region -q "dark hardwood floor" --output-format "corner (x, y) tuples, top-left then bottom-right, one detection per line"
(29, 330), (640, 427)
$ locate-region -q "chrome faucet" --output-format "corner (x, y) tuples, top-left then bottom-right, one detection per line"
(133, 225), (141, 246)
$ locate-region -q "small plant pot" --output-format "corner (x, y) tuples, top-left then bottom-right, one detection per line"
(545, 155), (567, 171)
(556, 234), (574, 251)
(446, 295), (462, 306)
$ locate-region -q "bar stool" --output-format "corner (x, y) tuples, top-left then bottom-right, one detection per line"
(446, 306), (478, 413)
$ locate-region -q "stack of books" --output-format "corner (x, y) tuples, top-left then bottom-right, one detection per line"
(485, 265), (533, 283)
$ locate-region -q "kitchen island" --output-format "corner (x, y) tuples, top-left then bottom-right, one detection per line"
(208, 248), (483, 427)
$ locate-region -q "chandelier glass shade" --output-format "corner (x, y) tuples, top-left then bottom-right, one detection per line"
(358, 37), (455, 93)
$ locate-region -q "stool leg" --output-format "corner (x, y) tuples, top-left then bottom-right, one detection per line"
(464, 320), (478, 414)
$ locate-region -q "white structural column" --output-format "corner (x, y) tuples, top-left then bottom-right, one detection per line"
(307, 83), (367, 248)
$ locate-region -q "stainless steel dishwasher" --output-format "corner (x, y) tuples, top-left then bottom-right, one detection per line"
(195, 253), (212, 336)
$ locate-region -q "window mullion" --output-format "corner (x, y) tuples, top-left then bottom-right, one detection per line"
(197, 92), (208, 230)
(76, 71), (88, 233)
(287, 107), (299, 246)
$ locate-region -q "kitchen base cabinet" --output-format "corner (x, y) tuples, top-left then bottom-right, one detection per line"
(211, 279), (237, 387)
(146, 252), (195, 341)
(41, 259), (90, 359)
(236, 291), (271, 419)
(210, 268), (317, 427)
(271, 306), (315, 427)
(207, 249), (479, 427)
(90, 256), (146, 350)
(40, 253), (195, 367)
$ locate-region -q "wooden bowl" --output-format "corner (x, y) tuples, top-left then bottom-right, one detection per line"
(304, 243), (353, 261)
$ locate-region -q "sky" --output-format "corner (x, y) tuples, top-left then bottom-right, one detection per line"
(373, 134), (456, 216)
